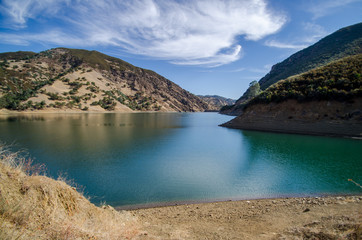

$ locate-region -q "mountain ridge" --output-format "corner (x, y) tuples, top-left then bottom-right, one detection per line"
(0, 48), (209, 112)
(259, 22), (362, 90)
(221, 22), (362, 116)
(221, 54), (362, 137)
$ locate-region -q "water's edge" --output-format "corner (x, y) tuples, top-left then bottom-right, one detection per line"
(116, 193), (362, 210)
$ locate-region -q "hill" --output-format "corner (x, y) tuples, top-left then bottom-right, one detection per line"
(0, 48), (208, 113)
(197, 95), (235, 111)
(0, 145), (143, 239)
(221, 22), (362, 115)
(221, 54), (362, 137)
(249, 54), (361, 105)
(259, 22), (362, 90)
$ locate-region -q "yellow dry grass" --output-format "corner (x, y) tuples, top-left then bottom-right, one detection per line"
(0, 145), (144, 240)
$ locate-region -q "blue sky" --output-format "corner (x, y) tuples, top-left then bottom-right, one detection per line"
(0, 0), (361, 99)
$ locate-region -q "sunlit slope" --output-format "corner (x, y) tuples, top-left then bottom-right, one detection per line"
(0, 48), (209, 112)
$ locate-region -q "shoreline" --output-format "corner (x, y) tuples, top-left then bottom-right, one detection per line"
(130, 194), (362, 239)
(220, 123), (362, 140)
(116, 192), (361, 211)
(220, 98), (362, 139)
(0, 109), (212, 116)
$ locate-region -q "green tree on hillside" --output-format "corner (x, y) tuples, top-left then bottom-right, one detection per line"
(244, 81), (261, 99)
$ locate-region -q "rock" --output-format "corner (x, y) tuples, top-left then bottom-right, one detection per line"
(303, 208), (310, 213)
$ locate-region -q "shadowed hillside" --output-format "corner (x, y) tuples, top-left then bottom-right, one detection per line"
(259, 22), (362, 90)
(221, 54), (362, 137)
(221, 22), (362, 116)
(249, 54), (362, 105)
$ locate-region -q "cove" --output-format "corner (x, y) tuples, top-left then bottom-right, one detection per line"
(0, 112), (361, 207)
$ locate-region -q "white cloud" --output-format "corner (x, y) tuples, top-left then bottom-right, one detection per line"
(264, 40), (308, 49)
(264, 22), (327, 50)
(307, 0), (361, 19)
(0, 0), (286, 66)
(0, 0), (70, 29)
(0, 31), (86, 46)
(301, 22), (327, 43)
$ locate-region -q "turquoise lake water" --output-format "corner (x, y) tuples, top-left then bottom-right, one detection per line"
(0, 112), (361, 207)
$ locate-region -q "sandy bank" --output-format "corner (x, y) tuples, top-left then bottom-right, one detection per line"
(131, 195), (362, 239)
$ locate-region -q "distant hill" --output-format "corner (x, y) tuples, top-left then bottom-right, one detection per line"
(0, 48), (208, 112)
(197, 95), (235, 111)
(221, 54), (362, 137)
(221, 22), (362, 115)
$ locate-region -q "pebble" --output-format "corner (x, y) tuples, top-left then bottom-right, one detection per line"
(303, 208), (310, 213)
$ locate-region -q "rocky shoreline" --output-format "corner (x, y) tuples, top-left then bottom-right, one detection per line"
(130, 195), (362, 239)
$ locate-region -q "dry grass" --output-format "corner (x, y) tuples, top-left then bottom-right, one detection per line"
(0, 145), (145, 239)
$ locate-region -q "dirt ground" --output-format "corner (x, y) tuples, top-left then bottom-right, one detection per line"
(130, 196), (361, 240)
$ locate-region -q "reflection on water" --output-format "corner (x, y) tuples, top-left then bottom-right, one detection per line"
(0, 113), (361, 206)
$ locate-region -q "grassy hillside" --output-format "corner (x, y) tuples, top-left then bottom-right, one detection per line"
(0, 48), (208, 112)
(221, 53), (362, 137)
(0, 51), (37, 61)
(0, 145), (143, 239)
(259, 22), (362, 90)
(220, 23), (362, 116)
(59, 48), (137, 72)
(248, 54), (362, 106)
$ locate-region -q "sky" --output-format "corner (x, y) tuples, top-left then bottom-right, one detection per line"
(0, 0), (361, 99)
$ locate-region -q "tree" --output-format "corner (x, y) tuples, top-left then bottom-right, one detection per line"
(244, 81), (261, 99)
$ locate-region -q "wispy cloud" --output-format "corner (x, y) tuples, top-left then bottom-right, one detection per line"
(301, 22), (327, 43)
(0, 0), (70, 29)
(198, 64), (270, 74)
(0, 31), (86, 46)
(264, 22), (327, 50)
(0, 0), (286, 66)
(264, 40), (308, 49)
(307, 0), (361, 19)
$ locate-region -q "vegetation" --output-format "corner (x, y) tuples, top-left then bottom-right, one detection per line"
(0, 47), (208, 112)
(236, 81), (261, 103)
(56, 48), (137, 72)
(0, 51), (37, 61)
(221, 23), (362, 115)
(259, 23), (362, 89)
(247, 54), (362, 106)
(244, 81), (261, 99)
(0, 145), (141, 239)
(219, 81), (260, 114)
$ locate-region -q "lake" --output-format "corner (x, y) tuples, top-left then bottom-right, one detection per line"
(0, 112), (361, 207)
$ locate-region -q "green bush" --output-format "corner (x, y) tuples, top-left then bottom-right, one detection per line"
(248, 54), (362, 106)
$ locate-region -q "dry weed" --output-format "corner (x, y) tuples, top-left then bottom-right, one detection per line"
(0, 144), (144, 239)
